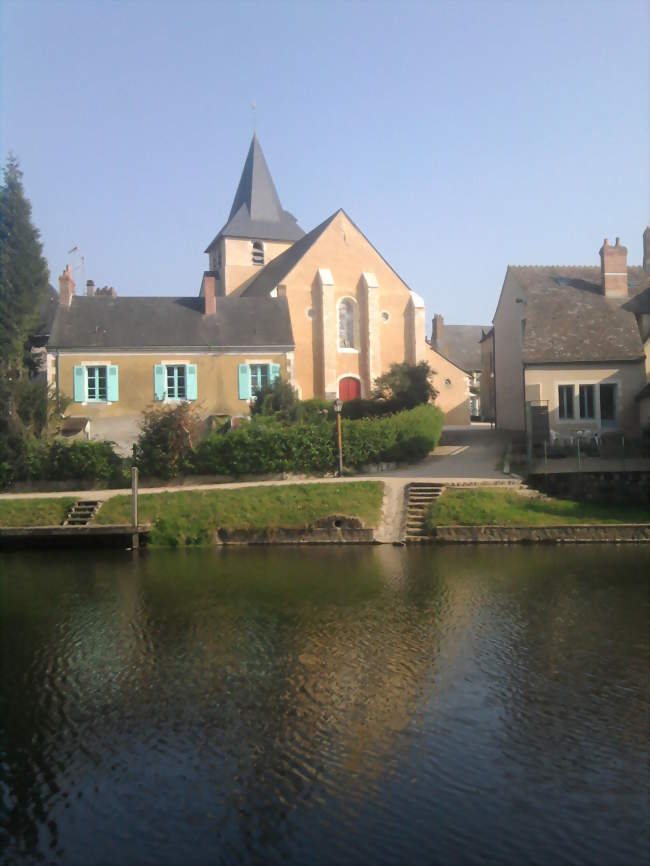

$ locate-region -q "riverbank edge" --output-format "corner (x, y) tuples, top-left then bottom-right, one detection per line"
(425, 524), (650, 544)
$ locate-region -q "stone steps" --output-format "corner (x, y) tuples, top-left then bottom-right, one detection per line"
(403, 483), (444, 543)
(63, 500), (102, 526)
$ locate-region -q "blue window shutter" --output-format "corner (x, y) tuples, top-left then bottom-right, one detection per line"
(186, 364), (198, 400)
(154, 364), (166, 401)
(270, 363), (281, 383)
(107, 365), (119, 401)
(238, 363), (251, 400)
(73, 365), (85, 402)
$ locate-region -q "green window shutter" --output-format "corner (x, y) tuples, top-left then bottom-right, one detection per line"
(73, 365), (85, 402)
(270, 363), (281, 383)
(186, 364), (198, 400)
(238, 363), (251, 400)
(154, 364), (166, 401)
(107, 365), (119, 401)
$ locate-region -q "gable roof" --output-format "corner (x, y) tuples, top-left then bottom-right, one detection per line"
(513, 267), (646, 364)
(48, 295), (294, 351)
(238, 210), (340, 297)
(205, 135), (304, 249)
(431, 324), (487, 373)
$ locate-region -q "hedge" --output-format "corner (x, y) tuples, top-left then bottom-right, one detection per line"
(193, 404), (444, 476)
(0, 436), (129, 489)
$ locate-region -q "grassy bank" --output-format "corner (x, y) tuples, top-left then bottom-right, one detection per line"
(0, 498), (76, 527)
(96, 482), (384, 545)
(426, 488), (650, 530)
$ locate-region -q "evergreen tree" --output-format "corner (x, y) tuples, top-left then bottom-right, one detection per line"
(0, 154), (50, 372)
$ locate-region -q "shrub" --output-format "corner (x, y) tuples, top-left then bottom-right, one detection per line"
(340, 398), (402, 420)
(372, 361), (437, 409)
(135, 403), (201, 480)
(250, 377), (300, 419)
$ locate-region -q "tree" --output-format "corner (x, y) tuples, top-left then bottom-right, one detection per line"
(372, 361), (438, 409)
(250, 376), (299, 419)
(0, 154), (50, 372)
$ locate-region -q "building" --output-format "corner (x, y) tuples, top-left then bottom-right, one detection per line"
(47, 134), (446, 448)
(429, 314), (489, 420)
(479, 327), (495, 422)
(492, 229), (650, 438)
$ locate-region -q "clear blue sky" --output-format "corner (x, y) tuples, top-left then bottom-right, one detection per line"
(1, 0), (648, 326)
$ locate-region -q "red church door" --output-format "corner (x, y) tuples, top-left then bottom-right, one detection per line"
(339, 377), (361, 401)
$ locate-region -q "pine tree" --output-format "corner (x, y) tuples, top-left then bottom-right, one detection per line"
(0, 154), (50, 372)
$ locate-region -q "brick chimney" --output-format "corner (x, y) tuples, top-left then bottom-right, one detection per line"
(431, 313), (444, 348)
(202, 271), (216, 316)
(58, 264), (75, 307)
(599, 237), (628, 297)
(86, 279), (95, 297)
(643, 226), (650, 273)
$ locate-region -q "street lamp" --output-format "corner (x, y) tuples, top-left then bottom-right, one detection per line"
(333, 398), (343, 477)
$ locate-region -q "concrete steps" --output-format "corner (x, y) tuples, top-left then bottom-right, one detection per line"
(63, 500), (102, 526)
(404, 483), (444, 543)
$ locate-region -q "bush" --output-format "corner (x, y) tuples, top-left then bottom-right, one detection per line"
(135, 403), (201, 480)
(340, 398), (402, 420)
(372, 361), (437, 409)
(250, 377), (300, 419)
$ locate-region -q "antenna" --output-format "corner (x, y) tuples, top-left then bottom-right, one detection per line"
(68, 245), (85, 291)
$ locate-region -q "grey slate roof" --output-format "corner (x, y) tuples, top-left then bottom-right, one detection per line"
(239, 211), (340, 298)
(48, 295), (294, 350)
(205, 135), (304, 249)
(432, 325), (487, 372)
(512, 266), (647, 364)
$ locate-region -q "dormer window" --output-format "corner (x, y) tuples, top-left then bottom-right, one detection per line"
(252, 241), (264, 266)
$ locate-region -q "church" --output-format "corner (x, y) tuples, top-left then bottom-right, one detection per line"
(47, 135), (470, 448)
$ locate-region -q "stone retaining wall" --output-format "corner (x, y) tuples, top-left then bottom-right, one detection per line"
(428, 524), (650, 544)
(528, 471), (650, 507)
(215, 516), (374, 545)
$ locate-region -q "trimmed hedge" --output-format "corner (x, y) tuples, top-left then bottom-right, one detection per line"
(0, 435), (129, 489)
(193, 404), (444, 476)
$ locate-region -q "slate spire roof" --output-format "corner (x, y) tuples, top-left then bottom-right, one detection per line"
(205, 134), (304, 250)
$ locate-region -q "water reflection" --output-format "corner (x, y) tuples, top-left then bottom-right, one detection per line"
(0, 546), (648, 865)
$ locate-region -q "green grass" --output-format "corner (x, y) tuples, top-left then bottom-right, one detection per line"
(95, 482), (384, 546)
(425, 488), (650, 530)
(0, 497), (76, 527)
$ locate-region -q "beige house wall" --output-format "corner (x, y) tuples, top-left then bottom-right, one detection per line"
(52, 350), (289, 422)
(223, 238), (293, 295)
(275, 212), (426, 399)
(493, 270), (526, 431)
(524, 362), (646, 436)
(428, 348), (471, 426)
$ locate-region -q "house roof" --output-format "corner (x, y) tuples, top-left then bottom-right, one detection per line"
(514, 266), (647, 364)
(48, 295), (294, 351)
(431, 324), (487, 372)
(238, 210), (340, 298)
(205, 134), (304, 249)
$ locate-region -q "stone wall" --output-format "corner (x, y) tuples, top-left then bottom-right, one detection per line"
(429, 524), (650, 544)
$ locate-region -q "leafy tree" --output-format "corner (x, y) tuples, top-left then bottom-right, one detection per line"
(250, 376), (299, 419)
(0, 154), (49, 371)
(135, 402), (202, 479)
(372, 361), (437, 409)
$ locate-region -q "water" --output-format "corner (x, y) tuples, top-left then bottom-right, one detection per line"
(0, 546), (648, 865)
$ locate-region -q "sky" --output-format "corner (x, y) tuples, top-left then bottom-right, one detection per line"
(1, 0), (648, 327)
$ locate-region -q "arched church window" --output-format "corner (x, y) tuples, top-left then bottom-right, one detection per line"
(252, 241), (264, 266)
(338, 298), (357, 349)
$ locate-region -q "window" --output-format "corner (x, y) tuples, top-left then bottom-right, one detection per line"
(252, 241), (264, 266)
(167, 365), (186, 400)
(381, 311), (390, 322)
(238, 363), (281, 400)
(579, 385), (595, 419)
(599, 383), (616, 425)
(73, 364), (119, 403)
(558, 385), (574, 419)
(250, 364), (270, 394)
(154, 364), (197, 401)
(87, 365), (107, 401)
(338, 298), (357, 349)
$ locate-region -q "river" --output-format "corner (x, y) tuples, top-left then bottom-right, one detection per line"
(0, 546), (648, 865)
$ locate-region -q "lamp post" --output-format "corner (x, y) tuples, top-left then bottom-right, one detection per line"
(333, 398), (343, 477)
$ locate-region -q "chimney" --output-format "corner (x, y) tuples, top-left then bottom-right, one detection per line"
(58, 264), (75, 307)
(86, 279), (95, 297)
(599, 237), (628, 297)
(202, 271), (216, 316)
(643, 226), (650, 273)
(431, 313), (444, 348)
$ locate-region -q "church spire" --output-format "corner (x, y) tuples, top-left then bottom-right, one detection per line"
(206, 134), (304, 251)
